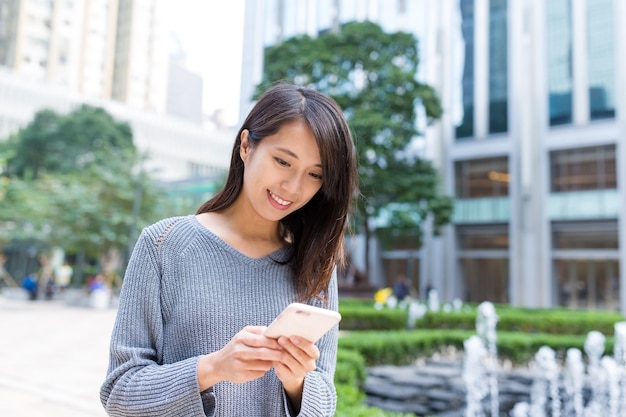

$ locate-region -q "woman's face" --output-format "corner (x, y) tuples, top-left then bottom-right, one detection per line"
(239, 119), (323, 222)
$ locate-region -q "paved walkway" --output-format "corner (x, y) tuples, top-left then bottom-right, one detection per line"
(0, 291), (117, 417)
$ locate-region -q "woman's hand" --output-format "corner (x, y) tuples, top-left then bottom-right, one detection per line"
(272, 336), (320, 412)
(197, 326), (283, 390)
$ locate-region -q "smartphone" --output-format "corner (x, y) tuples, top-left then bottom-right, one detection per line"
(263, 303), (341, 343)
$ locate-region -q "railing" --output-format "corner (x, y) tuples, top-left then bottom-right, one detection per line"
(453, 197), (510, 224)
(548, 189), (619, 220)
(452, 189), (619, 224)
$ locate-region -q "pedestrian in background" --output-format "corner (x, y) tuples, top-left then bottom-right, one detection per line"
(393, 273), (409, 302)
(100, 83), (358, 417)
(54, 261), (73, 292)
(21, 273), (38, 300)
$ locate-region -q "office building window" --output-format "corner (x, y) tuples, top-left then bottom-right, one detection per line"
(460, 258), (509, 303)
(587, 0), (615, 120)
(457, 225), (509, 303)
(550, 144), (617, 192)
(553, 221), (619, 310)
(552, 221), (618, 250)
(456, 0), (475, 139)
(458, 224), (509, 249)
(489, 0), (507, 134)
(546, 0), (573, 126)
(455, 156), (509, 198)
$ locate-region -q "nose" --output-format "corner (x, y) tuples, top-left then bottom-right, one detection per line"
(281, 173), (303, 197)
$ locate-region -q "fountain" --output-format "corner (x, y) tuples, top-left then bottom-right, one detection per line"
(528, 346), (560, 417)
(361, 302), (626, 417)
(462, 300), (626, 417)
(584, 330), (606, 417)
(428, 288), (440, 312)
(613, 321), (626, 414)
(562, 348), (584, 417)
(475, 301), (499, 417)
(463, 335), (490, 417)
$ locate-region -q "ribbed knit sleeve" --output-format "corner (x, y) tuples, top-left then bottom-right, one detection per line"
(99, 215), (339, 417)
(293, 275), (339, 416)
(100, 220), (208, 416)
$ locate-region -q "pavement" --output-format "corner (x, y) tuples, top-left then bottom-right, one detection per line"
(0, 289), (117, 417)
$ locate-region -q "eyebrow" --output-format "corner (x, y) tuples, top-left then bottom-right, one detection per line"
(276, 147), (323, 168)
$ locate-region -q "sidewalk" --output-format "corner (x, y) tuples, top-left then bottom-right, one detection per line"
(0, 291), (117, 417)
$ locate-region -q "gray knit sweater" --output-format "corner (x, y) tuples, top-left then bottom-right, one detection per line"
(100, 215), (339, 416)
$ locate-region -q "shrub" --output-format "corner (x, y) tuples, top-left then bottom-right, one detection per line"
(335, 348), (412, 416)
(335, 348), (367, 386)
(338, 297), (625, 335)
(338, 328), (616, 366)
(339, 305), (408, 330)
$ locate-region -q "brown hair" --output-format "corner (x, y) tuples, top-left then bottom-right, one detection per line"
(196, 83), (358, 302)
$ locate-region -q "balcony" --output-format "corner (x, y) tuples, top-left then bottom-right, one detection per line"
(453, 197), (509, 224)
(548, 189), (619, 220)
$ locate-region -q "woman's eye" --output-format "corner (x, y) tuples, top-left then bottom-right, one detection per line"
(310, 172), (323, 180)
(275, 157), (289, 166)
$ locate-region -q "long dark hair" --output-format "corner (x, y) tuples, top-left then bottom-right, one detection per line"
(197, 83), (358, 302)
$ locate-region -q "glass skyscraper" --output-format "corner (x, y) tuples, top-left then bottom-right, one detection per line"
(240, 0), (626, 314)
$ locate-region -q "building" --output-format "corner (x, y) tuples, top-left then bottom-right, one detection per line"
(112, 0), (169, 112)
(0, 67), (232, 185)
(0, 0), (220, 182)
(0, 0), (120, 98)
(0, 0), (171, 112)
(167, 35), (204, 125)
(239, 0), (626, 314)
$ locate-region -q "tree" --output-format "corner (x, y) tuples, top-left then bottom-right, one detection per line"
(0, 105), (159, 283)
(5, 104), (134, 179)
(256, 21), (454, 278)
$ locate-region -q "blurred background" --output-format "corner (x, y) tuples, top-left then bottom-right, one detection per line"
(0, 0), (624, 315)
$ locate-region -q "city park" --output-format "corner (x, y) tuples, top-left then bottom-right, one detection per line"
(1, 21), (624, 417)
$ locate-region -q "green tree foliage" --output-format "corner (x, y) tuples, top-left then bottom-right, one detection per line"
(5, 105), (134, 179)
(0, 105), (158, 264)
(256, 21), (453, 254)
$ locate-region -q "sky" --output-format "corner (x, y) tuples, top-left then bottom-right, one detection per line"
(165, 0), (246, 126)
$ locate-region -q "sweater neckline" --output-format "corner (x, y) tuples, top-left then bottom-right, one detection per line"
(187, 214), (293, 264)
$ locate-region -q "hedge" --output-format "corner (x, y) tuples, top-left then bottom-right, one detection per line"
(339, 298), (625, 335)
(338, 329), (616, 366)
(333, 297), (624, 416)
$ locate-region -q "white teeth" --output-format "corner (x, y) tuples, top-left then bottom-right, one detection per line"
(269, 191), (291, 206)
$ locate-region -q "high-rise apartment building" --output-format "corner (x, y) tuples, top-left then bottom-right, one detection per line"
(0, 0), (119, 98)
(112, 0), (168, 112)
(0, 0), (169, 112)
(240, 0), (626, 314)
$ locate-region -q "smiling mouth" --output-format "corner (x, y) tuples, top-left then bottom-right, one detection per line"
(269, 190), (292, 207)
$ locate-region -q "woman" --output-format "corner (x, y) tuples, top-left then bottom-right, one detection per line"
(100, 83), (358, 416)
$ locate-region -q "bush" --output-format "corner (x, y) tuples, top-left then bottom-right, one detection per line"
(334, 297), (624, 415)
(335, 348), (411, 416)
(338, 328), (616, 366)
(335, 383), (409, 416)
(339, 305), (408, 330)
(339, 329), (471, 366)
(335, 348), (367, 386)
(339, 297), (625, 335)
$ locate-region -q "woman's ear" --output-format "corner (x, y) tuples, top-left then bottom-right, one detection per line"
(239, 129), (250, 162)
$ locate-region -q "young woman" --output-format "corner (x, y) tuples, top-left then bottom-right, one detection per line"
(100, 83), (358, 416)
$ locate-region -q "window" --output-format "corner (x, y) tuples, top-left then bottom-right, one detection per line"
(456, 0), (475, 139)
(552, 221), (618, 249)
(458, 225), (509, 249)
(550, 144), (616, 192)
(587, 0), (615, 120)
(488, 0), (508, 134)
(455, 156), (509, 198)
(546, 0), (573, 125)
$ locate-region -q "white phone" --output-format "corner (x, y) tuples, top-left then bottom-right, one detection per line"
(263, 303), (341, 343)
